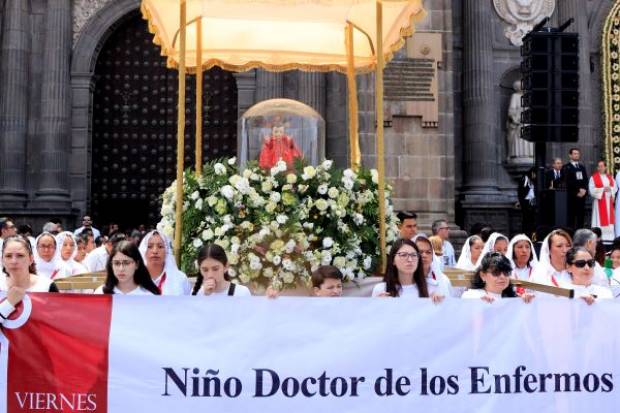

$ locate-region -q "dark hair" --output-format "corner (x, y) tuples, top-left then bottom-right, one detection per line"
(565, 247), (592, 266)
(397, 211), (417, 222)
(547, 229), (572, 250)
(77, 231), (91, 246)
(591, 227), (602, 238)
(103, 241), (160, 295)
(470, 252), (517, 298)
(17, 224), (32, 236)
(0, 217), (13, 232)
(480, 227), (494, 243)
(108, 232), (127, 245)
(311, 265), (344, 288)
(192, 244), (229, 295)
(569, 147), (580, 154)
(383, 238), (428, 297)
(469, 223), (485, 236)
(2, 235), (37, 275)
(597, 159), (606, 167)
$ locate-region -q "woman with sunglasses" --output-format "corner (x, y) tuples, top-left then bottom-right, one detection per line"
(372, 238), (443, 302)
(95, 241), (160, 295)
(565, 247), (613, 304)
(462, 252), (534, 303)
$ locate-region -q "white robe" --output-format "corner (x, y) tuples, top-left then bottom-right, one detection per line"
(589, 173), (616, 241)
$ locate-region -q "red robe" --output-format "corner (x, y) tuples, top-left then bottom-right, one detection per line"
(258, 135), (303, 170)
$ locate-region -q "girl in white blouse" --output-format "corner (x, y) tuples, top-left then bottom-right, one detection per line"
(95, 241), (160, 295)
(372, 238), (443, 302)
(192, 244), (251, 297)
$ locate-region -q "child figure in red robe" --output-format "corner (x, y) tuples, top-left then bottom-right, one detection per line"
(258, 124), (303, 170)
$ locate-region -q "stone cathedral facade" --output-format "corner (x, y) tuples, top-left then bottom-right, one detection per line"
(0, 0), (615, 234)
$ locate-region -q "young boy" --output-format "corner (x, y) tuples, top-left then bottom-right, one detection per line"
(311, 265), (343, 297)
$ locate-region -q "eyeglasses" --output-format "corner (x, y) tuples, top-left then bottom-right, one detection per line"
(572, 259), (595, 269)
(488, 272), (510, 278)
(112, 260), (134, 268)
(396, 252), (418, 260)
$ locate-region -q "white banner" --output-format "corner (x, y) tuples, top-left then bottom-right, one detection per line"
(2, 295), (620, 412)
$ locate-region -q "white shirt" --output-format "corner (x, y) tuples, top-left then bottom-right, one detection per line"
(442, 240), (456, 268)
(83, 246), (109, 272)
(461, 289), (503, 300)
(0, 275), (56, 320)
(569, 283), (613, 300)
(425, 270), (453, 297)
(530, 265), (572, 287)
(74, 226), (101, 240)
(592, 263), (610, 287)
(200, 283), (252, 297)
(94, 285), (155, 295)
(513, 265), (533, 281)
(152, 270), (191, 296)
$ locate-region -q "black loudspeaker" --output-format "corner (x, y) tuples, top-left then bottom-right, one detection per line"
(520, 31), (579, 142)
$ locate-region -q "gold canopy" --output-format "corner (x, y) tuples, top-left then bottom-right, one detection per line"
(141, 0), (426, 73)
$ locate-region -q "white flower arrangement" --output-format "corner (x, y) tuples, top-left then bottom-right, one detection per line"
(159, 158), (399, 290)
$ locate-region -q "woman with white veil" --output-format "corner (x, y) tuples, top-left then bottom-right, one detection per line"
(506, 234), (538, 281)
(53, 231), (88, 279)
(33, 232), (61, 279)
(475, 232), (509, 267)
(530, 229), (572, 287)
(138, 230), (191, 295)
(456, 235), (484, 271)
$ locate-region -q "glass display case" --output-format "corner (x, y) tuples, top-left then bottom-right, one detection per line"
(238, 98), (325, 170)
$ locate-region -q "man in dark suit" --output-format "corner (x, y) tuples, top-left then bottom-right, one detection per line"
(545, 157), (564, 189)
(562, 148), (588, 229)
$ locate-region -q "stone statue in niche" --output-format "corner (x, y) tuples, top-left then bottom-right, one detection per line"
(493, 0), (556, 46)
(507, 80), (534, 163)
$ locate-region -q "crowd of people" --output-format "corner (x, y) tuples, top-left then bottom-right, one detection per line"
(518, 147), (620, 241)
(1, 204), (618, 322)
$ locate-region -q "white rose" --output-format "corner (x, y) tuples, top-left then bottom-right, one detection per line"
(327, 187), (339, 199)
(322, 237), (334, 248)
(272, 255), (282, 265)
(265, 201), (277, 213)
(371, 169), (379, 184)
(320, 251), (332, 265)
(343, 178), (354, 190)
(220, 185), (235, 200)
(283, 272), (295, 284)
(333, 256), (346, 268)
(207, 196), (218, 206)
(301, 166), (316, 180)
(190, 191), (200, 200)
(286, 174), (297, 184)
(261, 181), (273, 193)
(227, 157), (237, 165)
(263, 267), (274, 278)
(192, 238), (203, 248)
(214, 163), (226, 175)
(234, 177), (251, 194)
(270, 192), (281, 203)
(322, 160), (333, 170)
(202, 229), (214, 241)
(195, 198), (203, 210)
(363, 256), (372, 270)
(317, 184), (328, 195)
(285, 239), (296, 253)
(315, 199), (328, 211)
(276, 214), (288, 225)
(242, 169), (252, 179)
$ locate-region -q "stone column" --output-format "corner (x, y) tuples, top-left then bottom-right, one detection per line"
(558, 1), (593, 166)
(0, 0), (30, 207)
(255, 71), (283, 101)
(461, 0), (500, 194)
(35, 0), (72, 206)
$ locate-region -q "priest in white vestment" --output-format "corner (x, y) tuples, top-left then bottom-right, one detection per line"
(589, 160), (616, 241)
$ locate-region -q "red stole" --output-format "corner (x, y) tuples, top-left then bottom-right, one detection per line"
(592, 172), (615, 226)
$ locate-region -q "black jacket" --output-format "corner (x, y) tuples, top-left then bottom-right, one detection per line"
(562, 162), (588, 197)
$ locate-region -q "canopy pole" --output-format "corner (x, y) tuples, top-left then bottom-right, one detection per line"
(375, 0), (387, 273)
(195, 17), (203, 176)
(174, 0), (187, 263)
(345, 23), (361, 172)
